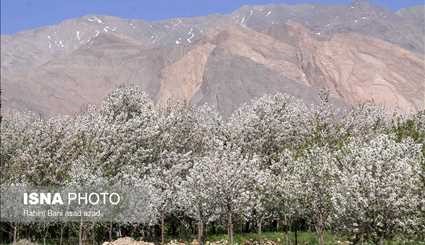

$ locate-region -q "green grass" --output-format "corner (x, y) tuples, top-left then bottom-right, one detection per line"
(206, 231), (347, 244)
(205, 232), (424, 245)
(4, 232), (424, 244)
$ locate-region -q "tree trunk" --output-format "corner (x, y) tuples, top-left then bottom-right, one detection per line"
(197, 220), (204, 245)
(59, 223), (65, 245)
(108, 222), (113, 242)
(315, 216), (325, 245)
(294, 229), (298, 245)
(276, 219), (279, 232)
(378, 237), (384, 245)
(285, 230), (289, 245)
(13, 223), (17, 244)
(285, 231), (290, 245)
(257, 217), (262, 234)
(283, 216), (289, 245)
(141, 226), (145, 241)
(79, 218), (83, 245)
(43, 222), (47, 245)
(78, 218), (83, 245)
(227, 212), (234, 244)
(319, 231), (324, 245)
(91, 222), (96, 245)
(160, 212), (165, 245)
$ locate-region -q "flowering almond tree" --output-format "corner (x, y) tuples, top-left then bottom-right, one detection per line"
(147, 101), (222, 244)
(189, 148), (264, 244)
(177, 155), (219, 244)
(340, 103), (388, 139)
(286, 145), (339, 245)
(69, 86), (158, 242)
(14, 115), (75, 186)
(0, 110), (37, 185)
(146, 150), (191, 244)
(332, 134), (423, 244)
(242, 167), (274, 234)
(229, 93), (310, 164)
(271, 150), (305, 242)
(97, 86), (158, 182)
(0, 110), (37, 243)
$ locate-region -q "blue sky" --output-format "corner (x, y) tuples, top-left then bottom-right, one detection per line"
(1, 0), (423, 34)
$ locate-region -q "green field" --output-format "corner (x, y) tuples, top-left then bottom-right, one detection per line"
(207, 231), (343, 244)
(205, 232), (424, 245)
(3, 231), (425, 245)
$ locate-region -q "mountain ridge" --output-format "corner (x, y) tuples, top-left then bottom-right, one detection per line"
(1, 1), (424, 116)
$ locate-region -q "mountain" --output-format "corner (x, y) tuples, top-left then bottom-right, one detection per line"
(1, 0), (424, 116)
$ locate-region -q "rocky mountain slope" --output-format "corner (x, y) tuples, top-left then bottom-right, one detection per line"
(1, 0), (424, 116)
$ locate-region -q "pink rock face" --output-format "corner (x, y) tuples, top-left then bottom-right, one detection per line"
(288, 22), (425, 112)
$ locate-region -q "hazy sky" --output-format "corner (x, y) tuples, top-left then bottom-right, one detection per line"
(1, 0), (423, 34)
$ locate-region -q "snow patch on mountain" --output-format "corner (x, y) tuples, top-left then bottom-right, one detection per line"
(186, 28), (195, 43)
(87, 16), (103, 24)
